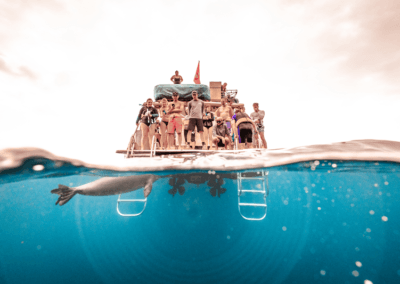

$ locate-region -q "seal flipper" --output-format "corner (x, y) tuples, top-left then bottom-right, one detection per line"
(51, 184), (77, 206)
(143, 181), (153, 197)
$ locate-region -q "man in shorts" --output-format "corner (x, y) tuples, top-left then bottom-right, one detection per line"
(250, 102), (267, 149)
(166, 92), (185, 150)
(187, 91), (206, 149)
(136, 98), (159, 150)
(212, 117), (231, 150)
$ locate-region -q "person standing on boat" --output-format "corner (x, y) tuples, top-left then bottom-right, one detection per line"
(250, 102), (267, 149)
(232, 106), (258, 149)
(166, 92), (185, 150)
(159, 98), (170, 149)
(183, 107), (196, 148)
(212, 117), (231, 150)
(170, 71), (183, 84)
(187, 91), (207, 149)
(136, 98), (159, 150)
(221, 82), (227, 98)
(203, 105), (214, 150)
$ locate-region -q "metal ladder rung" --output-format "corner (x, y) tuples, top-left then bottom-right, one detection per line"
(240, 189), (265, 193)
(117, 194), (147, 217)
(240, 177), (266, 180)
(239, 203), (267, 207)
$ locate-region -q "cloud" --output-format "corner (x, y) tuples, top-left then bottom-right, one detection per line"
(0, 57), (37, 80)
(282, 0), (400, 93)
(0, 0), (65, 45)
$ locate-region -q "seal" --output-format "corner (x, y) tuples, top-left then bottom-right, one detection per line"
(51, 174), (159, 206)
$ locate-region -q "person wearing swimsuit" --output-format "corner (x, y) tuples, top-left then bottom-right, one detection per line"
(250, 102), (267, 149)
(202, 105), (214, 150)
(136, 98), (159, 150)
(170, 70), (183, 84)
(167, 92), (185, 150)
(159, 98), (170, 149)
(232, 106), (258, 149)
(221, 82), (227, 98)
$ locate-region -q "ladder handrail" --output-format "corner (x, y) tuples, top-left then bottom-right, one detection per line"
(150, 134), (156, 157)
(125, 124), (140, 159)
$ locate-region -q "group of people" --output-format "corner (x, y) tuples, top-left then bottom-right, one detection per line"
(135, 91), (267, 151)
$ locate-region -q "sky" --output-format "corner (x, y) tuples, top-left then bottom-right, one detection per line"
(1, 0), (400, 164)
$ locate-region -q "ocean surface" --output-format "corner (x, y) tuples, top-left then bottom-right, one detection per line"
(1, 140), (400, 284)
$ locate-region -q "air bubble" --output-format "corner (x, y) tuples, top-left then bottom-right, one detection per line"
(356, 261), (362, 267)
(382, 216), (388, 222)
(32, 165), (44, 171)
(332, 163), (337, 168)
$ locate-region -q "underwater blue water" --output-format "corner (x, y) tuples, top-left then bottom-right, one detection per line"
(0, 158), (400, 284)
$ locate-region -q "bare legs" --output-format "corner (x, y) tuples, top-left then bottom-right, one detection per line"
(140, 123), (156, 150)
(203, 127), (213, 149)
(160, 121), (168, 149)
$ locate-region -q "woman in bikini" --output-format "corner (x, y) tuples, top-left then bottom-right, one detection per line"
(170, 70), (183, 84)
(159, 98), (170, 149)
(202, 105), (215, 150)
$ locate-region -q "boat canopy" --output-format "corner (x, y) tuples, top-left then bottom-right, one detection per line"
(154, 84), (211, 101)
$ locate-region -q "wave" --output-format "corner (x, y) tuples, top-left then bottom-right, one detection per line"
(1, 139), (400, 174)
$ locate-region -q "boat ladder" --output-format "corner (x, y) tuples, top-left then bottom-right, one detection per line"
(237, 170), (268, 221)
(116, 194), (147, 217)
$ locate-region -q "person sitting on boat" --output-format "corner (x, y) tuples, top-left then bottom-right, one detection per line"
(159, 98), (170, 149)
(221, 82), (227, 98)
(250, 102), (267, 149)
(212, 117), (231, 150)
(215, 97), (234, 148)
(187, 91), (207, 149)
(136, 98), (159, 150)
(166, 92), (185, 150)
(170, 70), (183, 84)
(203, 105), (214, 150)
(232, 106), (258, 149)
(183, 108), (196, 149)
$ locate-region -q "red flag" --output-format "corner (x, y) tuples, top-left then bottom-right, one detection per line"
(193, 61), (200, 84)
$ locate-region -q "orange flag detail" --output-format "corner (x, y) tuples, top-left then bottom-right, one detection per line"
(193, 61), (200, 84)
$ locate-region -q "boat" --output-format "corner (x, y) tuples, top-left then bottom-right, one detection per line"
(116, 81), (264, 158)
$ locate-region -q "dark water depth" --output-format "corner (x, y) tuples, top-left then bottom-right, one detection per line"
(0, 158), (399, 284)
